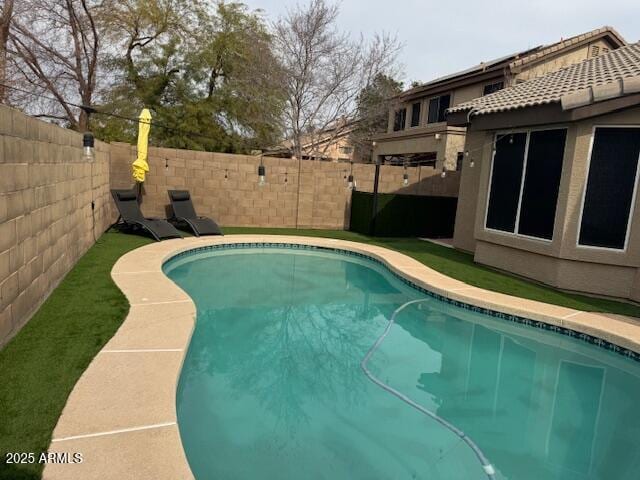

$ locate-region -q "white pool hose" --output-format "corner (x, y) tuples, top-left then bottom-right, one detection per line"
(360, 299), (497, 480)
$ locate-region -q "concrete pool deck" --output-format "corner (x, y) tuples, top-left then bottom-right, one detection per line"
(43, 234), (640, 479)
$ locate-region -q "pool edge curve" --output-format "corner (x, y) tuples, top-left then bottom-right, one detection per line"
(43, 234), (640, 480)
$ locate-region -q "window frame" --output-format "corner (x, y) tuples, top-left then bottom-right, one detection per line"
(393, 107), (406, 131)
(426, 93), (451, 124)
(410, 101), (422, 128)
(484, 126), (568, 243)
(483, 81), (504, 96)
(575, 125), (640, 253)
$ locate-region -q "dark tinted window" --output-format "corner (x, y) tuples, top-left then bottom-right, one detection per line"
(483, 81), (504, 95)
(486, 133), (527, 232)
(410, 102), (421, 127)
(438, 94), (450, 122)
(579, 128), (640, 249)
(427, 94), (450, 123)
(518, 129), (567, 239)
(393, 108), (406, 131)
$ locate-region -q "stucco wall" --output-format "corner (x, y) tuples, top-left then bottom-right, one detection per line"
(0, 106), (115, 347)
(454, 105), (640, 300)
(514, 39), (614, 83)
(452, 129), (492, 252)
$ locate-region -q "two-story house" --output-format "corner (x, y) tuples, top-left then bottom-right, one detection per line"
(372, 27), (626, 179)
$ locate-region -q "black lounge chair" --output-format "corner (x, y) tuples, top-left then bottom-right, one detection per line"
(168, 190), (223, 236)
(111, 189), (183, 241)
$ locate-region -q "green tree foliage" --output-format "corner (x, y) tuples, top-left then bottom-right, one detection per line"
(94, 0), (285, 152)
(351, 73), (403, 161)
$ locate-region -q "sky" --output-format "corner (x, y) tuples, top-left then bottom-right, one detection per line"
(243, 0), (640, 88)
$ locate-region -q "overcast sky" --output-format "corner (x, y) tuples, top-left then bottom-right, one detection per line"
(244, 0), (640, 88)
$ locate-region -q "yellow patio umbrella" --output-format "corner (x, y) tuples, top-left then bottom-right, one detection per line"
(132, 108), (152, 183)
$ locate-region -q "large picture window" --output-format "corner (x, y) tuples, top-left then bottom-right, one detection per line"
(486, 129), (567, 240)
(578, 127), (640, 250)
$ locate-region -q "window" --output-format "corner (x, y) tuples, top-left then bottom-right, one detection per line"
(410, 102), (421, 127)
(591, 46), (600, 57)
(339, 146), (353, 155)
(483, 81), (504, 96)
(578, 127), (640, 250)
(427, 94), (451, 124)
(486, 129), (567, 240)
(393, 108), (406, 131)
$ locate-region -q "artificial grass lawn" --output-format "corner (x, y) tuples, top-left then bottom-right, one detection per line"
(0, 232), (152, 480)
(1, 227), (640, 479)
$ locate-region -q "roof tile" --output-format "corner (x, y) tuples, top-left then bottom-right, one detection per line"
(449, 42), (640, 116)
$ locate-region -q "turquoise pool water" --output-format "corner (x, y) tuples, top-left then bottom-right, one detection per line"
(164, 246), (640, 480)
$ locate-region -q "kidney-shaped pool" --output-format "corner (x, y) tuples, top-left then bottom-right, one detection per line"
(163, 245), (640, 480)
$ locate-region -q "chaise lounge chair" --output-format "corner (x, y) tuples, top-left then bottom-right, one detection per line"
(111, 189), (183, 241)
(168, 190), (223, 236)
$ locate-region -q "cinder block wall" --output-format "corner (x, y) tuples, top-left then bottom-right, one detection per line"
(0, 106), (115, 347)
(0, 111), (459, 346)
(110, 143), (459, 229)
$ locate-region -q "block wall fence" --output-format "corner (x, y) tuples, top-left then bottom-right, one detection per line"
(110, 143), (459, 229)
(0, 105), (115, 347)
(0, 107), (459, 346)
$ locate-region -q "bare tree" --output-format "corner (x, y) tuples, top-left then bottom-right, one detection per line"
(273, 0), (400, 161)
(0, 0), (14, 103)
(8, 0), (100, 130)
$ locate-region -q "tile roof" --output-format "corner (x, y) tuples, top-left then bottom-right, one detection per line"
(448, 42), (640, 116)
(397, 26), (625, 100)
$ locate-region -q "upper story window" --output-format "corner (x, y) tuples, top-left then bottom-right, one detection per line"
(483, 81), (504, 96)
(427, 94), (450, 124)
(339, 146), (353, 155)
(591, 45), (600, 57)
(393, 108), (406, 131)
(410, 102), (421, 127)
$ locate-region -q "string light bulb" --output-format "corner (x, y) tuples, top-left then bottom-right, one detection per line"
(441, 166), (447, 178)
(83, 132), (95, 162)
(347, 174), (354, 190)
(469, 158), (475, 168)
(402, 163), (409, 186)
(509, 134), (514, 144)
(258, 164), (266, 186)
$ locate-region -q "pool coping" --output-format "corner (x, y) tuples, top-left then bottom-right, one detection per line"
(43, 234), (640, 480)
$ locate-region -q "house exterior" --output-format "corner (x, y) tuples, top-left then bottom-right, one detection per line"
(265, 121), (363, 163)
(447, 42), (640, 302)
(372, 27), (626, 181)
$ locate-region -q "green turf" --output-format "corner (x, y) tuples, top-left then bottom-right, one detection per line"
(1, 227), (639, 479)
(0, 232), (152, 480)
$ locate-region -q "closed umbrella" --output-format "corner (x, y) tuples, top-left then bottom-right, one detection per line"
(132, 109), (152, 192)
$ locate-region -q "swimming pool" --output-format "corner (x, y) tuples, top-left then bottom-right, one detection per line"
(164, 245), (640, 480)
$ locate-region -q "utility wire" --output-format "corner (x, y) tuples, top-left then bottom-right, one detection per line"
(0, 82), (254, 146)
(2, 81), (513, 165)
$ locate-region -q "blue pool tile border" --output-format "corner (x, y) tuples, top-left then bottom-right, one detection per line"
(165, 242), (640, 362)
